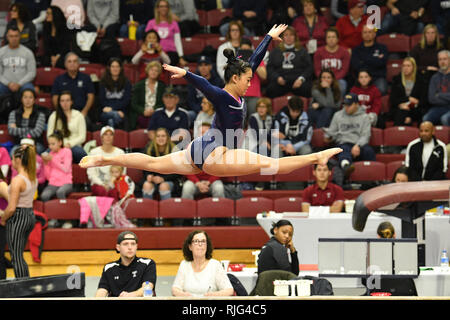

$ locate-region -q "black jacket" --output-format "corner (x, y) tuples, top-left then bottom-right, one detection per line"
(405, 136), (448, 181)
(257, 237), (299, 275)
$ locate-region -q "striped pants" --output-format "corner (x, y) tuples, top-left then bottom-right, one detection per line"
(6, 208), (35, 278)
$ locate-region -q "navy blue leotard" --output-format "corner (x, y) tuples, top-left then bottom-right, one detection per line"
(186, 35), (273, 170)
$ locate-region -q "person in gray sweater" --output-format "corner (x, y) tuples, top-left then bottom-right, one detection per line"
(87, 0), (120, 39)
(0, 27), (36, 98)
(323, 92), (375, 175)
(167, 0), (199, 37)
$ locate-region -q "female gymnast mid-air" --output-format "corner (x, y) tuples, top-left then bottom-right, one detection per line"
(80, 24), (342, 177)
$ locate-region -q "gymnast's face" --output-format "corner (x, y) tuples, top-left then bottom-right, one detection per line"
(234, 68), (253, 96)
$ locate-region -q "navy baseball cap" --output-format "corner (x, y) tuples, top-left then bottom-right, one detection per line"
(197, 55), (212, 65)
(343, 93), (359, 105)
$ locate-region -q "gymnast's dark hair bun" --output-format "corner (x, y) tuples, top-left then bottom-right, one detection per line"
(223, 48), (237, 63)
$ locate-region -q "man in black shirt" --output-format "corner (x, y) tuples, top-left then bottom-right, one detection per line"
(96, 231), (157, 297)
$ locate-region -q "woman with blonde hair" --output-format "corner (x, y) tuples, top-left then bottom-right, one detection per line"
(389, 56), (427, 126)
(0, 145), (37, 278)
(145, 0), (186, 66)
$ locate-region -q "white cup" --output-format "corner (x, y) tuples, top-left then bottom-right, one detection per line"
(221, 260), (230, 272)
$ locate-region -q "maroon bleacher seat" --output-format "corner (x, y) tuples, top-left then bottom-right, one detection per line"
(370, 127), (384, 147)
(44, 199), (80, 220)
(0, 124), (13, 143)
(236, 172), (273, 183)
(435, 126), (449, 144)
(386, 60), (402, 82)
(182, 37), (206, 55)
(159, 198), (197, 219)
(377, 33), (410, 53)
(33, 200), (44, 213)
(349, 161), (387, 182)
(124, 198), (158, 219)
(128, 129), (149, 151)
(36, 95), (53, 109)
(311, 128), (329, 149)
(273, 196), (302, 213)
(204, 35), (227, 49)
(117, 37), (139, 57)
(34, 67), (65, 87)
(93, 129), (129, 150)
(386, 160), (406, 181)
(197, 197), (235, 219)
(235, 197), (273, 218)
(274, 165), (313, 183)
(376, 153), (406, 164)
(197, 9), (208, 28)
(381, 95), (390, 114)
(123, 63), (139, 84)
(383, 126), (419, 147)
(72, 164), (89, 185)
(206, 8), (233, 27)
(126, 167), (143, 184)
(78, 64), (105, 78)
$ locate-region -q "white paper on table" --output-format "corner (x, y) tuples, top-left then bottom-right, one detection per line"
(308, 206), (330, 217)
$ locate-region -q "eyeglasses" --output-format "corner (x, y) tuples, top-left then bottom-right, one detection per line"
(191, 239), (207, 245)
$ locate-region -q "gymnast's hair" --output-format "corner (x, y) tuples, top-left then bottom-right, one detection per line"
(13, 144), (36, 182)
(270, 219), (293, 235)
(223, 48), (251, 83)
(377, 221), (395, 239)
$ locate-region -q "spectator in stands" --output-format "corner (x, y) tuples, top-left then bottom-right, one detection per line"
(0, 145), (37, 278)
(131, 29), (171, 81)
(129, 61), (167, 130)
(431, 0), (450, 36)
(193, 98), (215, 139)
(266, 0), (303, 26)
(3, 3), (37, 53)
(172, 230), (234, 296)
(350, 24), (388, 96)
(377, 221), (396, 238)
(167, 0), (200, 38)
(330, 0), (349, 21)
(194, 0), (219, 11)
(0, 170), (8, 280)
(86, 0), (120, 39)
(405, 121), (448, 181)
(335, 0), (367, 50)
(50, 0), (86, 30)
(273, 96), (313, 157)
(145, 0), (187, 67)
(14, 0), (50, 34)
(0, 27), (36, 98)
(392, 165), (409, 183)
(380, 0), (426, 36)
(410, 24), (443, 86)
(96, 231), (157, 297)
(108, 166), (135, 203)
(141, 127), (181, 201)
(40, 5), (71, 69)
(292, 0), (329, 55)
(390, 57), (427, 126)
(247, 97), (277, 157)
(10, 138), (46, 195)
(217, 21), (245, 81)
(8, 89), (46, 155)
(237, 38), (267, 119)
(266, 26), (313, 98)
(119, 0), (155, 40)
(98, 58), (132, 129)
(0, 146), (11, 179)
(324, 93), (375, 177)
(314, 27), (351, 95)
(350, 69), (382, 127)
(51, 52), (95, 121)
(301, 163), (345, 213)
(40, 131), (73, 202)
(221, 0), (268, 37)
(47, 91), (87, 164)
(423, 50), (450, 126)
(148, 86), (190, 142)
(257, 220), (299, 275)
(187, 55), (224, 122)
(309, 69), (342, 128)
(87, 126), (126, 197)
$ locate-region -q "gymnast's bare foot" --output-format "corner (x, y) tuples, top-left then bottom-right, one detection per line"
(79, 155), (105, 168)
(315, 148), (342, 165)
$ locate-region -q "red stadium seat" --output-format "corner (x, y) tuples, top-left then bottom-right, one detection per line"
(435, 126), (449, 144)
(36, 95), (53, 109)
(33, 200), (44, 213)
(386, 160), (406, 181)
(370, 127), (384, 147)
(117, 38), (139, 57)
(386, 60), (402, 82)
(381, 95), (390, 114)
(182, 37), (206, 56)
(311, 128), (330, 149)
(34, 67), (65, 87)
(274, 165), (313, 183)
(197, 197), (235, 219)
(377, 33), (410, 53)
(207, 8), (233, 27)
(124, 198), (158, 219)
(376, 153), (405, 164)
(0, 124), (13, 143)
(126, 168), (143, 184)
(72, 164), (89, 185)
(44, 199), (80, 220)
(204, 35), (227, 49)
(78, 64), (105, 78)
(123, 63), (139, 84)
(159, 198), (197, 219)
(236, 172), (273, 183)
(128, 129), (149, 151)
(409, 34), (422, 49)
(235, 197), (273, 218)
(93, 129), (129, 150)
(197, 9), (208, 28)
(349, 161), (386, 182)
(383, 126), (419, 147)
(274, 196), (302, 213)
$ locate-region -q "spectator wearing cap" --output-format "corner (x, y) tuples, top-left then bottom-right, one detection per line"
(350, 24), (388, 95)
(86, 126), (126, 197)
(380, 0), (426, 36)
(96, 231), (157, 297)
(148, 86), (190, 142)
(51, 52), (95, 125)
(324, 92), (375, 178)
(186, 55), (223, 122)
(335, 0), (368, 50)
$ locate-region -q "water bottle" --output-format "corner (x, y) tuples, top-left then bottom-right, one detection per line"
(440, 250), (449, 269)
(143, 281), (153, 297)
(128, 15), (137, 40)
